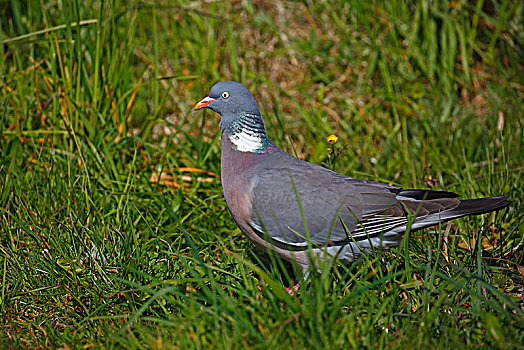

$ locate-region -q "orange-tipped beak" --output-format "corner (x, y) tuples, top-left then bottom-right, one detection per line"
(194, 96), (216, 110)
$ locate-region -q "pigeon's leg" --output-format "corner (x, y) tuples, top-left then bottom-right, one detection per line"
(285, 265), (310, 295)
(285, 283), (300, 296)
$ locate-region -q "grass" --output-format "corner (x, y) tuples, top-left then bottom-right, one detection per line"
(1, 0), (523, 348)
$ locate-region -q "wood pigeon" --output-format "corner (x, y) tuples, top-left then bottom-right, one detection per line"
(195, 81), (510, 274)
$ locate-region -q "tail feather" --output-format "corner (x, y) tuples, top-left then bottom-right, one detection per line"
(408, 195), (510, 232)
(445, 195), (510, 218)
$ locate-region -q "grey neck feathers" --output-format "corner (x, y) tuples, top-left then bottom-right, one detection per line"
(225, 113), (271, 153)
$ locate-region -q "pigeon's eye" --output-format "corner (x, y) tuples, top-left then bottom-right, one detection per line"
(221, 91), (230, 99)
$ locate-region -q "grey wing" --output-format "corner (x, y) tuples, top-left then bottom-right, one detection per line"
(248, 156), (407, 248)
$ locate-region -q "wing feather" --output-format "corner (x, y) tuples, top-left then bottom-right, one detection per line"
(248, 151), (460, 249)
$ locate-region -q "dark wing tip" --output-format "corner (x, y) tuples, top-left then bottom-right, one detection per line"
(398, 189), (460, 200)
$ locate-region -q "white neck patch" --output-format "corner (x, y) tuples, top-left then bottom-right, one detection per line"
(229, 131), (264, 152)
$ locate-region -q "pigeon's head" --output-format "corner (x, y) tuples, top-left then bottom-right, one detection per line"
(195, 81), (262, 131)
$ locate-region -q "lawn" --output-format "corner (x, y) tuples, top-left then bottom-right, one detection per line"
(1, 0), (523, 348)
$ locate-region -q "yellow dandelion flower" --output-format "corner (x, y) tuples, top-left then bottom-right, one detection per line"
(326, 134), (338, 145)
(447, 1), (460, 8)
